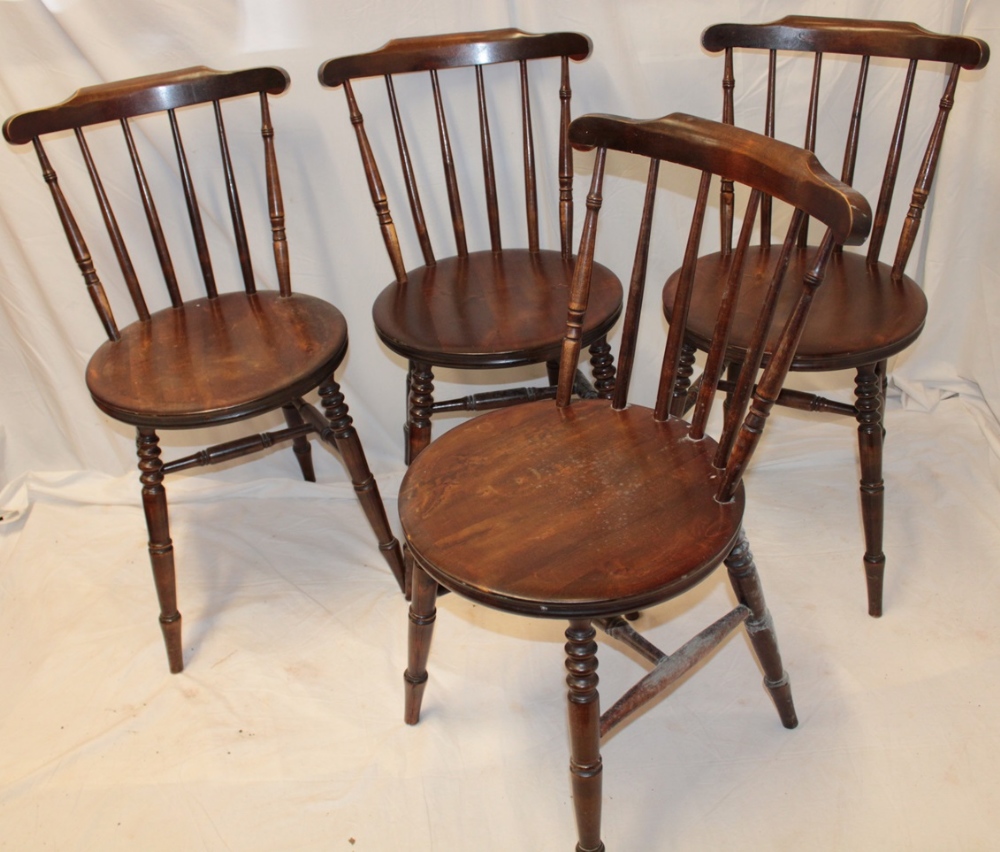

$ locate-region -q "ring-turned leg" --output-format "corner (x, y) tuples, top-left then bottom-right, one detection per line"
(318, 377), (407, 593)
(589, 337), (616, 400)
(281, 403), (316, 482)
(406, 360), (434, 465)
(404, 563), (438, 724)
(671, 340), (698, 417)
(136, 427), (183, 674)
(875, 358), (888, 439)
(855, 362), (886, 617)
(725, 531), (797, 729)
(565, 619), (604, 852)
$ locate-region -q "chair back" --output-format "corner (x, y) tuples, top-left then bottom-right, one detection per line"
(319, 29), (592, 282)
(562, 113), (871, 500)
(3, 66), (293, 342)
(703, 16), (988, 279)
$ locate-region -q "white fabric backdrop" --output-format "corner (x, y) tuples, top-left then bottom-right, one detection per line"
(1, 3), (999, 851)
(0, 0), (997, 486)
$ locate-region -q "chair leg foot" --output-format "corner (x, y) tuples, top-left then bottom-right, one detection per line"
(160, 612), (184, 674)
(725, 530), (797, 729)
(137, 428), (184, 674)
(762, 670), (797, 731)
(856, 363), (886, 618)
(319, 378), (407, 593)
(865, 557), (885, 618)
(404, 672), (428, 726)
(405, 563), (438, 725)
(566, 620), (604, 852)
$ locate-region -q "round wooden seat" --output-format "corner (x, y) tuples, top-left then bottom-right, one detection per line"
(400, 398), (745, 618)
(664, 247), (927, 371)
(86, 292), (349, 428)
(373, 249), (623, 367)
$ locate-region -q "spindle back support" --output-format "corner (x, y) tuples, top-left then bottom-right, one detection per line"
(319, 29), (591, 280)
(3, 66), (293, 341)
(565, 113), (870, 500)
(704, 16), (988, 276)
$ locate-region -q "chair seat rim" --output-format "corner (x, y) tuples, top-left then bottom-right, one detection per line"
(373, 248), (623, 366)
(664, 247), (928, 371)
(406, 544), (738, 618)
(86, 291), (349, 429)
(692, 322), (927, 372)
(400, 399), (745, 617)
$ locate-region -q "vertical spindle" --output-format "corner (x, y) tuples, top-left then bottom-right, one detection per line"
(74, 127), (149, 321)
(520, 60), (539, 253)
(121, 117), (182, 307)
(33, 137), (120, 340)
(168, 108), (216, 297)
(431, 69), (467, 257)
(476, 65), (502, 252)
(655, 171), (712, 421)
(215, 100), (255, 292)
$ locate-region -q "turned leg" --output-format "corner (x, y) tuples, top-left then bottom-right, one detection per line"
(855, 363), (886, 617)
(136, 428), (183, 674)
(876, 358), (888, 439)
(546, 359), (561, 387)
(589, 337), (616, 400)
(565, 620), (604, 852)
(281, 403), (316, 482)
(725, 531), (797, 729)
(318, 378), (407, 593)
(670, 340), (698, 417)
(722, 359), (741, 413)
(406, 360), (434, 465)
(404, 563), (438, 724)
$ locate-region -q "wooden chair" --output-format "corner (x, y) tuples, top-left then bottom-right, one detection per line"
(319, 29), (623, 464)
(3, 67), (406, 674)
(662, 17), (989, 616)
(400, 112), (871, 851)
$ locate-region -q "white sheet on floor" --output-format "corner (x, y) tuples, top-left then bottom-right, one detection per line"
(1, 398), (999, 850)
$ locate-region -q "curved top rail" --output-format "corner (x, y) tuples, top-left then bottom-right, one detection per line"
(569, 112), (872, 247)
(4, 66), (290, 143)
(319, 28), (591, 87)
(702, 16), (989, 70)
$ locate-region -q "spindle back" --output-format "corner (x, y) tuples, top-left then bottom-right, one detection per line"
(703, 16), (988, 277)
(318, 29), (591, 282)
(564, 113), (871, 500)
(3, 66), (293, 342)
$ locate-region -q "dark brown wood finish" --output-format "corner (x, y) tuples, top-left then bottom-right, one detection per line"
(319, 29), (623, 465)
(399, 112), (870, 850)
(3, 66), (406, 673)
(662, 16), (989, 616)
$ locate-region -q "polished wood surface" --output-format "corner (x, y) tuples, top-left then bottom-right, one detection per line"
(662, 16), (989, 616)
(701, 16), (988, 65)
(402, 400), (745, 615)
(4, 66), (406, 673)
(373, 250), (620, 366)
(87, 292), (348, 426)
(320, 29), (623, 463)
(401, 111), (870, 850)
(667, 247), (926, 370)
